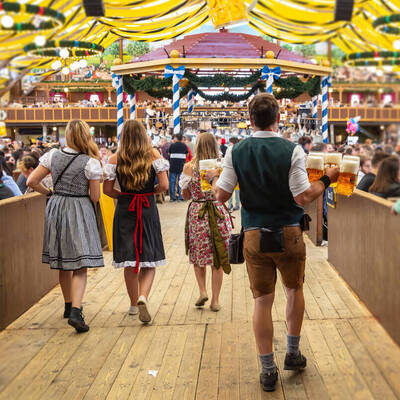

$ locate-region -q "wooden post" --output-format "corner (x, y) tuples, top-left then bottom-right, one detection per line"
(327, 41), (332, 65)
(119, 39), (123, 60)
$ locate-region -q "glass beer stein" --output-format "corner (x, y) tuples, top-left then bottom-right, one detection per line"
(199, 159), (217, 192)
(323, 153), (342, 169)
(336, 159), (359, 196)
(306, 156), (324, 182)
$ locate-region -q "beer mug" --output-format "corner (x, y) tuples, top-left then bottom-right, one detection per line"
(306, 156), (324, 182)
(199, 159), (217, 192)
(343, 155), (360, 167)
(337, 159), (359, 196)
(323, 153), (342, 168)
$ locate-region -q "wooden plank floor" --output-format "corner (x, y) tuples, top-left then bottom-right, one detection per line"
(1, 202), (400, 400)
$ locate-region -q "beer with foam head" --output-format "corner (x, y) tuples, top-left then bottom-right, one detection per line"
(306, 156), (324, 182)
(323, 153), (342, 168)
(199, 159), (217, 192)
(337, 159), (359, 196)
(343, 155), (360, 167)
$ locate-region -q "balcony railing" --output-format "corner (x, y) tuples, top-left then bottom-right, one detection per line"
(3, 106), (400, 124)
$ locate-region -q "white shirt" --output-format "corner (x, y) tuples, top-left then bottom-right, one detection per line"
(39, 147), (103, 180)
(216, 131), (310, 198)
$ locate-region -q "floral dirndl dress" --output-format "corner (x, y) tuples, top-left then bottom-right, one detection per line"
(182, 167), (232, 273)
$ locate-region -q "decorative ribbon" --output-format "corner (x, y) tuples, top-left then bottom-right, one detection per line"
(312, 96), (318, 120)
(164, 64), (185, 134)
(120, 192), (154, 273)
(188, 89), (196, 113)
(321, 75), (331, 144)
(261, 66), (281, 94)
(129, 93), (136, 120)
(112, 73), (124, 142)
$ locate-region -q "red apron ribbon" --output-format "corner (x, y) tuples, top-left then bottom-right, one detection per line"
(120, 192), (154, 273)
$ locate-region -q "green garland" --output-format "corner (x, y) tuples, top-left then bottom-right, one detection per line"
(343, 51), (400, 66)
(24, 40), (104, 59)
(122, 71), (321, 100)
(373, 14), (400, 35)
(0, 2), (65, 32)
(185, 70), (261, 87)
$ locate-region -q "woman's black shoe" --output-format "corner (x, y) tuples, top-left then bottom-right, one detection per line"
(68, 307), (89, 333)
(260, 370), (278, 392)
(63, 304), (83, 318)
(63, 302), (72, 318)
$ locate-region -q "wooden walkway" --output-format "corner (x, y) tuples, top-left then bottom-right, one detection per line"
(1, 202), (400, 400)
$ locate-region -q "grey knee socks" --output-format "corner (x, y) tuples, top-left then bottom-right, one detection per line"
(259, 352), (277, 374)
(287, 335), (300, 355)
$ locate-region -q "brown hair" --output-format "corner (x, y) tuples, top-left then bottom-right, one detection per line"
(359, 155), (371, 168)
(192, 133), (220, 168)
(19, 155), (39, 172)
(66, 120), (100, 160)
(369, 156), (400, 194)
(371, 151), (390, 168)
(248, 93), (279, 130)
(117, 120), (154, 191)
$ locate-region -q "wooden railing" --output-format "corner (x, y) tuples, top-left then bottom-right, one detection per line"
(0, 194), (58, 330)
(328, 190), (400, 345)
(4, 106), (400, 124)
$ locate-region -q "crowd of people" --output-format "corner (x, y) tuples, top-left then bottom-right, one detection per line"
(1, 93), (400, 393)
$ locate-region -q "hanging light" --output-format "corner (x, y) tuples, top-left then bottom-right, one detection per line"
(51, 60), (62, 70)
(1, 15), (14, 29)
(79, 59), (87, 68)
(376, 69), (384, 77)
(70, 61), (79, 71)
(394, 40), (400, 50)
(34, 36), (46, 47)
(60, 48), (70, 59)
(61, 67), (70, 75)
(64, 87), (69, 93)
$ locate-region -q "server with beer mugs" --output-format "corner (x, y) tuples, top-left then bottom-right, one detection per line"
(205, 93), (340, 392)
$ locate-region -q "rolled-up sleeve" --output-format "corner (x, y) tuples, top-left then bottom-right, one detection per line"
(216, 146), (237, 194)
(289, 145), (311, 198)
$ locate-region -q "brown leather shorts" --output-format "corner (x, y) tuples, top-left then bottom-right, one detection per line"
(243, 226), (306, 298)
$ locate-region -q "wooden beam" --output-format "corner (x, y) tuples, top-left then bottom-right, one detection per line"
(111, 57), (332, 76)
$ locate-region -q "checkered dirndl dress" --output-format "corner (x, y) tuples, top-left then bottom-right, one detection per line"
(42, 149), (104, 270)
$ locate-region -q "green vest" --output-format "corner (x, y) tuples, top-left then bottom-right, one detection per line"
(231, 137), (304, 228)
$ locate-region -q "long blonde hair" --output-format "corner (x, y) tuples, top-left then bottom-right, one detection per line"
(66, 119), (100, 160)
(117, 120), (153, 191)
(192, 133), (220, 168)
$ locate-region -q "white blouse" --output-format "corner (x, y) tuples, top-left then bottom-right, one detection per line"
(179, 173), (192, 190)
(104, 158), (169, 181)
(39, 147), (103, 180)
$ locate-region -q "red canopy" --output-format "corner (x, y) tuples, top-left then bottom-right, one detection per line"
(135, 31), (310, 64)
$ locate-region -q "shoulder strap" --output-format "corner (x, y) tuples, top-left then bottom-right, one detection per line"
(53, 153), (82, 188)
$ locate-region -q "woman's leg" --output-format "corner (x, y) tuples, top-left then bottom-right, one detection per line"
(124, 267), (139, 306)
(59, 270), (72, 302)
(138, 267), (156, 299)
(71, 268), (87, 309)
(211, 265), (223, 307)
(194, 265), (207, 296)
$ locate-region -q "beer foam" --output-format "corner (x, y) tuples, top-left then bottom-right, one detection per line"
(324, 153), (342, 166)
(199, 159), (217, 170)
(340, 160), (359, 174)
(343, 155), (360, 166)
(306, 156), (324, 170)
(309, 152), (325, 159)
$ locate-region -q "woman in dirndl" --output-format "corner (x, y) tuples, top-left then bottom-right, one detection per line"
(27, 120), (104, 333)
(103, 120), (169, 324)
(179, 133), (232, 312)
